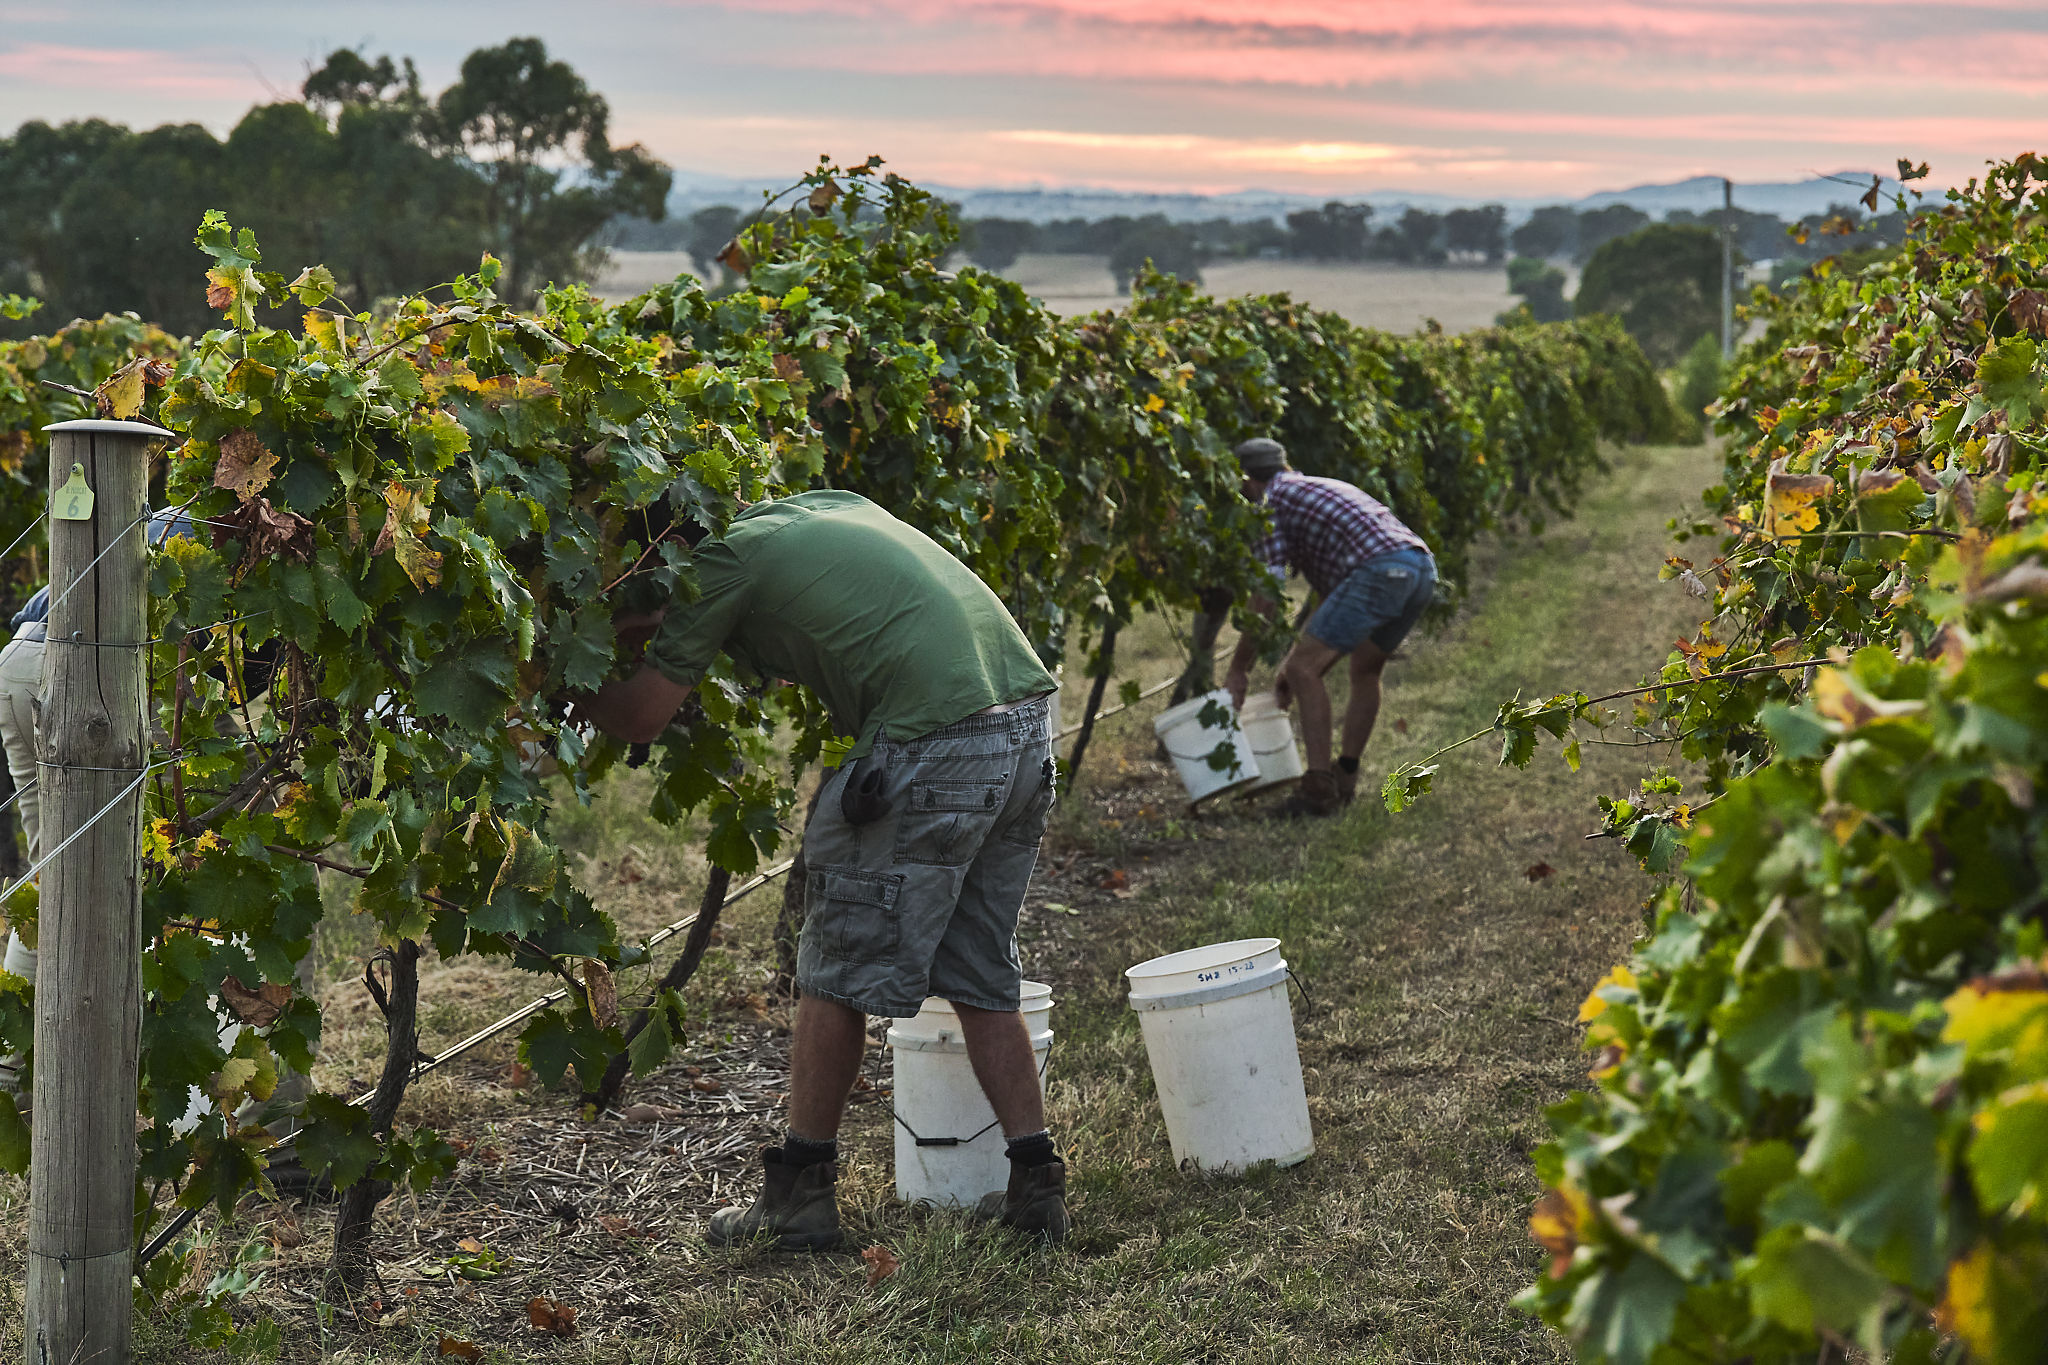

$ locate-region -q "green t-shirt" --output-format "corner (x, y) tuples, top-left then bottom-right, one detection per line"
(646, 491), (1055, 755)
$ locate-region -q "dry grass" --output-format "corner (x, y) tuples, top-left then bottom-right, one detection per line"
(0, 440), (1719, 1363)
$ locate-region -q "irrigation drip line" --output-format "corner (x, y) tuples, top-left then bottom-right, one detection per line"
(411, 856), (798, 1084)
(136, 854), (801, 1266)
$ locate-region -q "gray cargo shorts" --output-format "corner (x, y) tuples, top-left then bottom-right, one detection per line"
(795, 695), (1056, 1018)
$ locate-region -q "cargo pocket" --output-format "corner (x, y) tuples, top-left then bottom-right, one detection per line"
(807, 866), (903, 964)
(895, 778), (1006, 866)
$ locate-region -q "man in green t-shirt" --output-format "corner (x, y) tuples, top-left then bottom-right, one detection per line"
(580, 490), (1068, 1247)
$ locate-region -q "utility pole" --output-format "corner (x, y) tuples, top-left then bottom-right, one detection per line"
(24, 418), (160, 1365)
(1721, 177), (1736, 359)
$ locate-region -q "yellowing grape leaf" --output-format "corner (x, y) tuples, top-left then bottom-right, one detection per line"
(1810, 667), (1925, 730)
(1528, 1186), (1582, 1279)
(1764, 458), (1836, 539)
(214, 429), (279, 501)
(95, 357), (149, 420)
(1942, 976), (2048, 1077)
(1578, 964), (1636, 1024)
(375, 477), (443, 589)
(1937, 1239), (2048, 1363)
(211, 1057), (259, 1101)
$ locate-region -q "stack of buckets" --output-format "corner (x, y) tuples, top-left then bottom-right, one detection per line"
(1151, 688), (1305, 805)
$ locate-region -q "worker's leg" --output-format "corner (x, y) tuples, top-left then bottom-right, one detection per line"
(785, 992), (868, 1141)
(1341, 641), (1390, 763)
(932, 699), (1067, 1240)
(953, 1003), (1044, 1138)
(1277, 634), (1345, 773)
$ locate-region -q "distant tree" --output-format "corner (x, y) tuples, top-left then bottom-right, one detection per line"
(1664, 205), (1789, 263)
(1444, 205), (1507, 263)
(963, 217), (1041, 271)
(433, 36), (671, 302)
(1575, 222), (1725, 366)
(33, 123), (225, 335)
(1379, 208), (1446, 265)
(1511, 205), (1579, 260)
(686, 205), (743, 282)
(1286, 202), (1372, 260)
(1505, 255), (1571, 322)
(1573, 204), (1650, 264)
(1108, 218), (1204, 293)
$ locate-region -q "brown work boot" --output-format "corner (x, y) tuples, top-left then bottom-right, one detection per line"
(706, 1147), (844, 1251)
(974, 1160), (1070, 1244)
(1332, 765), (1358, 806)
(1282, 768), (1344, 817)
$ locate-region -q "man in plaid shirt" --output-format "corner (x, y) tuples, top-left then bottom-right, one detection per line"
(1224, 438), (1437, 815)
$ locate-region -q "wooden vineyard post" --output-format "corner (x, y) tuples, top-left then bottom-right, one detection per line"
(23, 419), (162, 1365)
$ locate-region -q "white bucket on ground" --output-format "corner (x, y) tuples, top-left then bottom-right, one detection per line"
(1126, 938), (1313, 1173)
(887, 982), (1055, 1207)
(1152, 689), (1259, 805)
(1237, 692), (1305, 794)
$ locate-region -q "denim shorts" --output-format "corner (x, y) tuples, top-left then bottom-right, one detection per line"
(795, 695), (1056, 1018)
(1306, 547), (1439, 655)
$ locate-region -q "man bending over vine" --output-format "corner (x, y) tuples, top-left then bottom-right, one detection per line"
(577, 489), (1067, 1248)
(1224, 438), (1439, 817)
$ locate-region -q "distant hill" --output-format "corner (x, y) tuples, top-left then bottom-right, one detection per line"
(664, 168), (1918, 227)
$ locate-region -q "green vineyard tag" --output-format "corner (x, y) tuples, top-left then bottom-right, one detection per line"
(53, 464), (93, 522)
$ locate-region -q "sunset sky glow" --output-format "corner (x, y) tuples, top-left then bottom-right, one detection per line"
(2, 1), (2042, 199)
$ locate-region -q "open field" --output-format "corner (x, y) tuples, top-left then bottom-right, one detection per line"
(591, 251), (1565, 334)
(0, 435), (1717, 1361)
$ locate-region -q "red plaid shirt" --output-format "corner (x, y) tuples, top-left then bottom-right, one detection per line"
(1255, 471), (1426, 598)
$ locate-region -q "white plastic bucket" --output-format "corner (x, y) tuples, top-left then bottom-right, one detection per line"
(1126, 938), (1313, 1173)
(1237, 692), (1305, 794)
(1151, 689), (1259, 805)
(887, 982), (1055, 1207)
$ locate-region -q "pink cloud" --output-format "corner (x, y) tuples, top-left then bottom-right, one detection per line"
(0, 43), (260, 100)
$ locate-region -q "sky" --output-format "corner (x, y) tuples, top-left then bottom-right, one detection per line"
(2, 1), (2044, 200)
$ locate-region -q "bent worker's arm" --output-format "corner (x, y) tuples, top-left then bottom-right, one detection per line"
(1223, 589), (1283, 709)
(577, 665), (694, 743)
(577, 541), (750, 743)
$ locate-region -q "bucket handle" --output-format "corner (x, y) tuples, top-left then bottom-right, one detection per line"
(892, 1039), (1054, 1148)
(1287, 967), (1315, 1020)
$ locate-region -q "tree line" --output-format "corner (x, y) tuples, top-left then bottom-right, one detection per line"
(0, 38), (668, 338)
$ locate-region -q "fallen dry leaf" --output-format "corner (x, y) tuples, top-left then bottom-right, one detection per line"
(598, 1214), (650, 1239)
(619, 1103), (685, 1125)
(1393, 718), (1409, 734)
(456, 1236), (488, 1255)
(526, 1297), (579, 1337)
(1098, 869), (1129, 891)
(437, 1339), (483, 1362)
(1525, 862), (1557, 881)
(691, 1077), (724, 1095)
(375, 1305), (411, 1329)
(504, 1062), (534, 1089)
(861, 1244), (900, 1287)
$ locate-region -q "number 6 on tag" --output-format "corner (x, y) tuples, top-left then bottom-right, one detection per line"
(54, 464), (93, 522)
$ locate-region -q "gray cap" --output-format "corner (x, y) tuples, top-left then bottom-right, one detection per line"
(1233, 437), (1288, 478)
